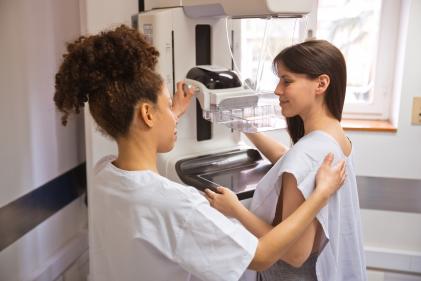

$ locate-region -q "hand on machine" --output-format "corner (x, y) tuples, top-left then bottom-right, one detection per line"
(172, 81), (195, 118)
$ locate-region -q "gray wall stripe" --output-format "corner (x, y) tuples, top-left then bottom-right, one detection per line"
(0, 163), (86, 251)
(0, 165), (419, 252)
(357, 176), (421, 213)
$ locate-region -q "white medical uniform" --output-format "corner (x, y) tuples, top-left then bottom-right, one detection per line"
(248, 130), (367, 281)
(90, 156), (258, 281)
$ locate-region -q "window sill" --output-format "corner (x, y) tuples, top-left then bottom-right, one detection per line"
(341, 119), (397, 132)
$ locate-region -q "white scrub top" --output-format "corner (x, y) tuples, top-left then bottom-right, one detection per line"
(90, 156), (258, 281)
(249, 131), (367, 281)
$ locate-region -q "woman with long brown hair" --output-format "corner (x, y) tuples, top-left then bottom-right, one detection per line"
(206, 40), (366, 281)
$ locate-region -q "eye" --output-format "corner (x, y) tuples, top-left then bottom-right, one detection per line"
(281, 78), (292, 86)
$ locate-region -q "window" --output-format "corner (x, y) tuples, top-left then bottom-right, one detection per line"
(314, 0), (401, 119)
(234, 0), (403, 120)
(236, 18), (303, 94)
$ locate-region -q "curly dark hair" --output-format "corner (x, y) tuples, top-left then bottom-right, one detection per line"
(54, 25), (163, 139)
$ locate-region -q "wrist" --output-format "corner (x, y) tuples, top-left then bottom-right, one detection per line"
(232, 202), (247, 218)
(172, 107), (183, 118)
(312, 187), (330, 206)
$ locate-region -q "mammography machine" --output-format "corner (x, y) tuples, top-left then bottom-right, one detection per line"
(134, 0), (312, 199)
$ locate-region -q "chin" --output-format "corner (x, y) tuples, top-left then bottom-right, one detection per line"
(158, 143), (175, 153)
(281, 110), (294, 118)
(281, 107), (301, 118)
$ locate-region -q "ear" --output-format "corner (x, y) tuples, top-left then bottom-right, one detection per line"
(138, 102), (155, 128)
(316, 74), (330, 95)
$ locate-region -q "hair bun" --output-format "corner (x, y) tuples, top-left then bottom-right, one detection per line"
(54, 25), (161, 128)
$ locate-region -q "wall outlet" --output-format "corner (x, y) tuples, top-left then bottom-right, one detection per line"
(411, 97), (421, 125)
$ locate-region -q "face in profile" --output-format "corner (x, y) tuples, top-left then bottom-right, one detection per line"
(274, 62), (320, 119)
(155, 85), (178, 153)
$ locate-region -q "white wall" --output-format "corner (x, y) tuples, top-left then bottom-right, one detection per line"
(353, 3), (421, 273)
(0, 0), (87, 280)
(355, 0), (421, 270)
(0, 0), (85, 207)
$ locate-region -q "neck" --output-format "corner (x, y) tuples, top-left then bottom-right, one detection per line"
(301, 103), (341, 134)
(113, 133), (158, 173)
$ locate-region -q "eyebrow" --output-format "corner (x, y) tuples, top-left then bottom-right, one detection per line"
(280, 75), (293, 79)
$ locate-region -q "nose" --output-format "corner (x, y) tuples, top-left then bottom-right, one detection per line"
(274, 82), (284, 97)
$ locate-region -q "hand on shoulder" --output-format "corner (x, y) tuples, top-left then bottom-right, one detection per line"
(315, 153), (346, 198)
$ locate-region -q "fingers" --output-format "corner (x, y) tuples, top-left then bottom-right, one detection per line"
(204, 188), (216, 199)
(204, 186), (228, 206)
(176, 81), (194, 97)
(340, 161), (346, 185)
(341, 171), (346, 185)
(185, 84), (194, 97)
(339, 161), (345, 174)
(176, 81), (187, 98)
(322, 152), (334, 166)
(216, 186), (225, 193)
(176, 81), (184, 93)
(204, 188), (216, 205)
(332, 160), (346, 186)
(334, 159), (345, 172)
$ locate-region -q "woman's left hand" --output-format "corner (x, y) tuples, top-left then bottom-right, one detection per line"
(315, 153), (346, 198)
(204, 186), (243, 218)
(172, 81), (194, 118)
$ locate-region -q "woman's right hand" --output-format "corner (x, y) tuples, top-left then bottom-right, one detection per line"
(172, 81), (194, 118)
(204, 186), (244, 218)
(315, 153), (346, 198)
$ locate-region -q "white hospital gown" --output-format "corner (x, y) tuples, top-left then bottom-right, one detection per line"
(90, 156), (258, 281)
(248, 130), (367, 281)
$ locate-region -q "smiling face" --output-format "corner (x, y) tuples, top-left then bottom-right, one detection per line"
(274, 62), (321, 119)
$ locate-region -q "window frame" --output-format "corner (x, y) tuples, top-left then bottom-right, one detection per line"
(307, 0), (402, 120)
(233, 0), (404, 121)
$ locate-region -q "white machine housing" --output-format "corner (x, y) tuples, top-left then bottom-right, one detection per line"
(184, 66), (258, 111)
(137, 7), (241, 181)
(137, 0), (311, 182)
(145, 0), (312, 18)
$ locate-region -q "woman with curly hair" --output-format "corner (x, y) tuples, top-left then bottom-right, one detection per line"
(54, 26), (346, 281)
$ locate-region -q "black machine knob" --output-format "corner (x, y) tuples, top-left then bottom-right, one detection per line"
(186, 66), (242, 89)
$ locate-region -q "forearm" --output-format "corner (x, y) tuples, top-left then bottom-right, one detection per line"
(249, 190), (328, 271)
(278, 220), (317, 267)
(244, 132), (288, 164)
(233, 204), (273, 238)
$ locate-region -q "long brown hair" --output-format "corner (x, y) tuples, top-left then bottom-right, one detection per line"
(273, 40), (347, 144)
(54, 25), (162, 139)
